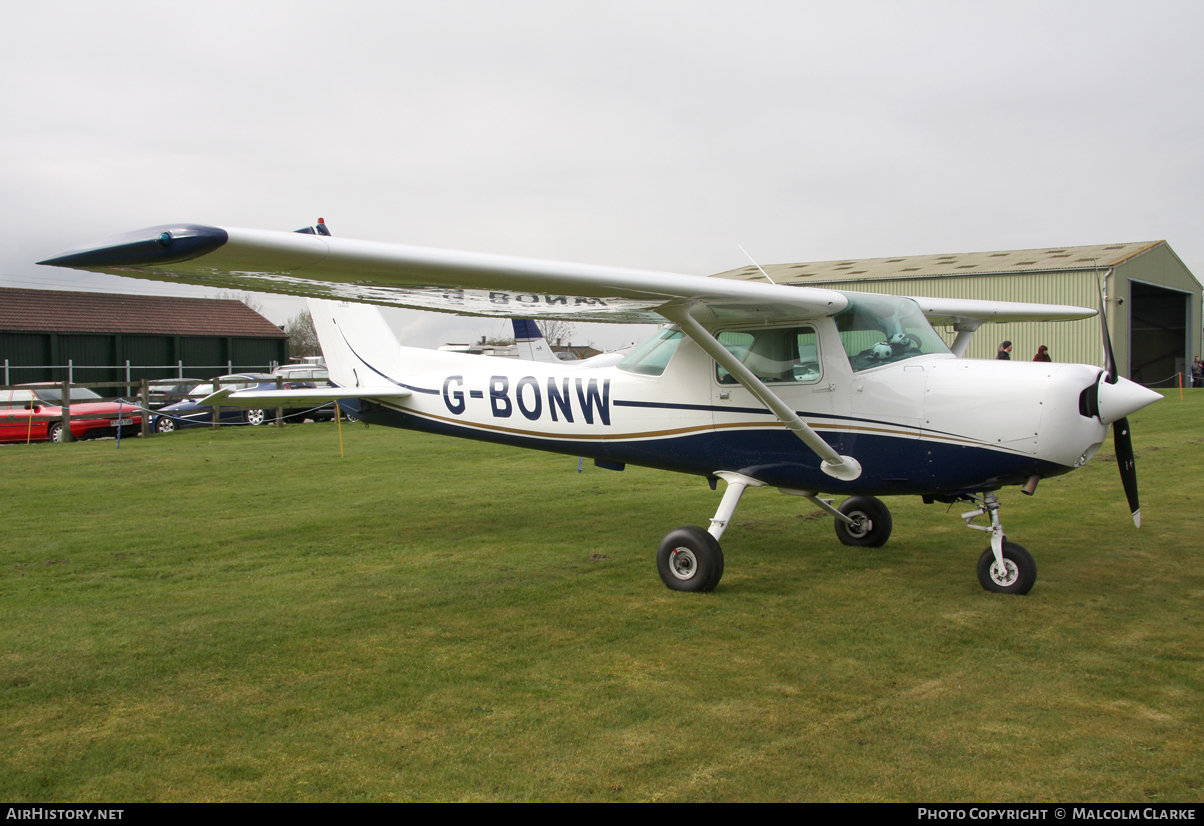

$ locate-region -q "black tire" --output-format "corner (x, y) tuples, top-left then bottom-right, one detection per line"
(977, 542), (1037, 595)
(156, 416), (177, 434)
(245, 408), (267, 426)
(834, 496), (893, 547)
(656, 526), (724, 592)
(49, 422), (65, 443)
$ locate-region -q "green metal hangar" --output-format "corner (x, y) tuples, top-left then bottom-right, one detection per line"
(712, 241), (1202, 387)
(0, 288), (289, 385)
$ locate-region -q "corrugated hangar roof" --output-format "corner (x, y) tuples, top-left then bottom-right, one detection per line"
(710, 240), (1164, 284)
(0, 288), (287, 338)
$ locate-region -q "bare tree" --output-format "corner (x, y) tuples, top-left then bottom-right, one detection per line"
(217, 291), (266, 315)
(536, 318), (576, 347)
(285, 310), (322, 359)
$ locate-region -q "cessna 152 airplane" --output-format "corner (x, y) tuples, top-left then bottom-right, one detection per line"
(39, 221), (1162, 595)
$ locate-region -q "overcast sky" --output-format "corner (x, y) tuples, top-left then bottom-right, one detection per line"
(2, 1), (1201, 351)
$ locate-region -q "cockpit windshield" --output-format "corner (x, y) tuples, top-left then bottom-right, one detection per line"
(617, 328), (683, 376)
(833, 293), (951, 372)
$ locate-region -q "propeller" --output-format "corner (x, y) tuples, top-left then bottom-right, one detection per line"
(1093, 270), (1143, 527)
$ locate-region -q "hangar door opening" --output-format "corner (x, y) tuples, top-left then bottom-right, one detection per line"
(1129, 280), (1189, 386)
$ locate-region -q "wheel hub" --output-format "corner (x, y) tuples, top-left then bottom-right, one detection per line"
(990, 559), (1019, 587)
(848, 513), (871, 538)
(669, 547), (697, 580)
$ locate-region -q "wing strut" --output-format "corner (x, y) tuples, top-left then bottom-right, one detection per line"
(661, 306), (862, 481)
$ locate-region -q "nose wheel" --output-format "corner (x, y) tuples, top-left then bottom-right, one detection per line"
(976, 541), (1037, 595)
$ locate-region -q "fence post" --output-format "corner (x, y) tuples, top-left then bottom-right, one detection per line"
(140, 379), (150, 437)
(3, 359), (7, 386)
(212, 377), (221, 431)
(125, 360), (131, 398)
(68, 359), (74, 384)
(275, 375), (284, 428)
(178, 360), (183, 379)
(61, 380), (74, 443)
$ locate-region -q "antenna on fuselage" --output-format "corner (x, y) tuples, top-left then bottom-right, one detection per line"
(738, 245), (776, 284)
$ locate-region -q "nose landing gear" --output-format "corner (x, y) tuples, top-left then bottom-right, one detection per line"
(960, 491), (1037, 595)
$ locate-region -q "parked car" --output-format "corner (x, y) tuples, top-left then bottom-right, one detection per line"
(0, 385), (141, 443)
(272, 364), (329, 382)
(271, 365), (334, 422)
(145, 379), (204, 409)
(150, 374), (325, 433)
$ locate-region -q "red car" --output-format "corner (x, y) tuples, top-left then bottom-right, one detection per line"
(0, 386), (141, 444)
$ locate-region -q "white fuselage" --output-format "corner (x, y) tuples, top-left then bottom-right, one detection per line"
(337, 313), (1115, 497)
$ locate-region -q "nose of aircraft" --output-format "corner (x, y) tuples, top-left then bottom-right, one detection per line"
(1096, 375), (1162, 425)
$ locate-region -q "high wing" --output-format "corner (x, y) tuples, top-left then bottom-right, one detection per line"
(39, 223), (1097, 327)
(38, 224), (851, 324)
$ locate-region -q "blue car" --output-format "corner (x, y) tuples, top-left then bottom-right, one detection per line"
(151, 374), (321, 433)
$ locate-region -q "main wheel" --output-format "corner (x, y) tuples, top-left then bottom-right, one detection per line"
(977, 542), (1037, 595)
(156, 416), (177, 434)
(49, 422), (64, 443)
(245, 408), (267, 426)
(656, 526), (724, 592)
(834, 496), (893, 547)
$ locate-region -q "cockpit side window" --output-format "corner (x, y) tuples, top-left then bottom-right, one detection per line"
(834, 294), (951, 372)
(714, 326), (821, 384)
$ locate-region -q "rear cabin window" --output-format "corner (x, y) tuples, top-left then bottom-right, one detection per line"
(714, 326), (821, 384)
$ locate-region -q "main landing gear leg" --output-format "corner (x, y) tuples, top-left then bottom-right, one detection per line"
(961, 491), (1037, 595)
(656, 472), (764, 593)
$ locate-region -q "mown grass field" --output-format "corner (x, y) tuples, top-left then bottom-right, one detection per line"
(1, 394), (1202, 802)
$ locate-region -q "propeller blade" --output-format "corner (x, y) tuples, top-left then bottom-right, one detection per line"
(1095, 270), (1118, 384)
(1113, 416), (1141, 527)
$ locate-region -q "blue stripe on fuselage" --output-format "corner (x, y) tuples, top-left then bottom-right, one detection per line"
(356, 400), (1070, 496)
